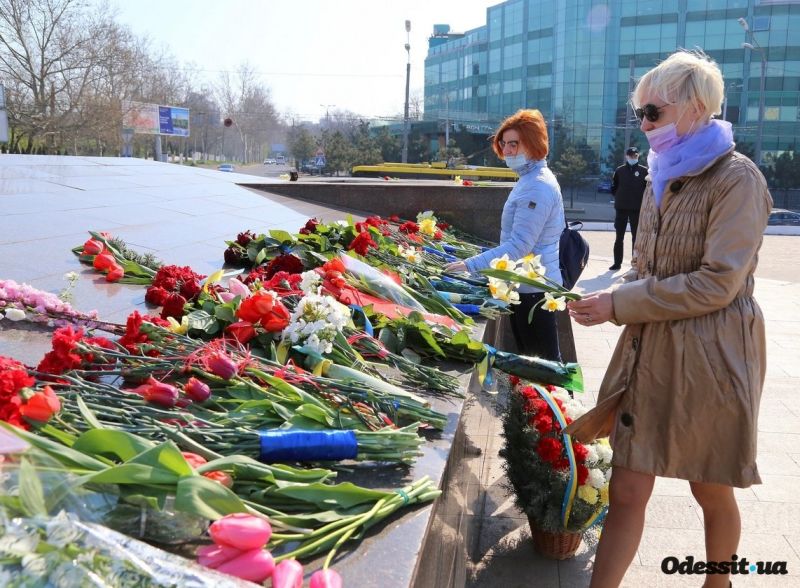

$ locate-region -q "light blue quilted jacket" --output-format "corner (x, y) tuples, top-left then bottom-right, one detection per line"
(464, 159), (564, 293)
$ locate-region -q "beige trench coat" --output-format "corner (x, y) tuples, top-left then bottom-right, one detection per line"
(566, 150), (772, 488)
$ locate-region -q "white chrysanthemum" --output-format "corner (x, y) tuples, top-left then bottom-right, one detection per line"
(588, 467), (606, 489)
(596, 442), (613, 464)
(605, 467), (613, 482)
(299, 270), (322, 294)
(489, 254), (517, 272)
(585, 444), (599, 465)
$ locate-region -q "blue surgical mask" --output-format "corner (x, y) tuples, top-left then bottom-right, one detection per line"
(626, 158), (639, 165)
(504, 154), (528, 171)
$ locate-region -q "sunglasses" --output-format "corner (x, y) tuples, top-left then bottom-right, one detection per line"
(634, 103), (667, 122)
(498, 140), (520, 149)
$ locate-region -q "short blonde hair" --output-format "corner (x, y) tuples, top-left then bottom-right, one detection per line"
(632, 49), (724, 121)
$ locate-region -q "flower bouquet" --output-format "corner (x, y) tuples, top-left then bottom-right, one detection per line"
(500, 382), (611, 559)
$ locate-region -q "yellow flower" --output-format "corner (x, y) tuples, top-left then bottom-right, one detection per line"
(488, 278), (520, 305)
(398, 245), (421, 264)
(419, 217), (437, 236)
(453, 175), (462, 184)
(542, 292), (567, 312)
(599, 485), (610, 505)
(167, 315), (189, 335)
(489, 254), (517, 272)
(577, 484), (599, 505)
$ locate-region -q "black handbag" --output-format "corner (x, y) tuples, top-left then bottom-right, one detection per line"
(559, 220), (590, 290)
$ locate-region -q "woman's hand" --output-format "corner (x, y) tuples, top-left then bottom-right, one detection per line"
(444, 261), (467, 273)
(568, 291), (615, 326)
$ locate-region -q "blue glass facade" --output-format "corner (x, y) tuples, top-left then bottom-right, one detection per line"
(424, 0), (800, 166)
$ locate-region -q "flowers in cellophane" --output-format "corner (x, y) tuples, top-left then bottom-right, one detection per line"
(501, 381), (611, 534)
(282, 292), (351, 355)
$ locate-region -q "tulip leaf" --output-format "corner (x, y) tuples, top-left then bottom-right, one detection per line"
(174, 475), (247, 520)
(214, 303), (236, 323)
(73, 429), (155, 462)
(294, 404), (334, 426)
(0, 422), (106, 472)
(271, 481), (392, 509)
(19, 457), (47, 517)
(76, 397), (105, 430)
(269, 229), (294, 244)
(84, 463), (181, 485)
(127, 441), (194, 478)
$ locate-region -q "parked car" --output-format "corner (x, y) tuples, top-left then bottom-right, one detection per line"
(218, 164), (235, 172)
(263, 158), (276, 165)
(596, 179), (613, 193)
(768, 209), (800, 226)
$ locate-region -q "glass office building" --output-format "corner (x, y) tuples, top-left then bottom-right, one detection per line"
(424, 0), (800, 168)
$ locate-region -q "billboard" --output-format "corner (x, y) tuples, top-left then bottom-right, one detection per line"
(123, 101), (190, 137)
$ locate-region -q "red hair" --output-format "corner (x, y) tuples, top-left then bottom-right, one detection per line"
(491, 109), (549, 160)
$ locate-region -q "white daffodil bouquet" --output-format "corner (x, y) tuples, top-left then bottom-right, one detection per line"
(482, 254), (581, 313)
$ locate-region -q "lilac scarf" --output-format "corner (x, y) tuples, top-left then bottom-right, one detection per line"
(647, 119), (734, 207)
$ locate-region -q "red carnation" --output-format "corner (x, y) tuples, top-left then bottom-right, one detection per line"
(572, 441), (588, 463)
(145, 286), (170, 307)
(577, 464), (589, 486)
(388, 215), (401, 222)
(536, 437), (564, 465)
(262, 271), (302, 293)
(179, 279), (202, 301)
(531, 413), (555, 435)
(161, 293), (187, 320)
(399, 221), (419, 234)
(263, 254), (304, 278)
(236, 230), (257, 246)
(347, 231), (377, 256)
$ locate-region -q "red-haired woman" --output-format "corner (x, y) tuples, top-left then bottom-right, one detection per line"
(445, 109), (565, 361)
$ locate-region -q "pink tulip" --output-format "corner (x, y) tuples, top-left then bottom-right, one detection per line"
(310, 568), (343, 588)
(209, 513), (272, 550)
(205, 352), (238, 380)
(215, 548), (275, 583)
(218, 291), (236, 303)
(197, 543), (242, 568)
(272, 559), (304, 588)
(184, 377), (211, 402)
(228, 277), (252, 298)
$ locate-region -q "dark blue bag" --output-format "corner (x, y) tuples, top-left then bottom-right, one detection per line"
(559, 220), (590, 290)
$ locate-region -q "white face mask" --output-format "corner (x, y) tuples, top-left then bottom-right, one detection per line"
(504, 154), (528, 171)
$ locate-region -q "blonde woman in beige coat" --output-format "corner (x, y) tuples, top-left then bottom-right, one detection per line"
(566, 50), (772, 588)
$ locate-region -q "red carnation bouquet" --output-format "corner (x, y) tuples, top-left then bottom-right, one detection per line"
(0, 356), (62, 429)
(500, 381), (612, 536)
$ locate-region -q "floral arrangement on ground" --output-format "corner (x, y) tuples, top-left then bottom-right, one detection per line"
(500, 378), (611, 536)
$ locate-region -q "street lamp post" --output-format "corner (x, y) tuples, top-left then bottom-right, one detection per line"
(739, 17), (766, 167)
(402, 20), (411, 163)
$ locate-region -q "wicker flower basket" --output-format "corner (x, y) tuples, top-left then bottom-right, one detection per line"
(528, 517), (582, 560)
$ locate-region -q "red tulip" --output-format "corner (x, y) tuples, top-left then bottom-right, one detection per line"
(310, 568), (343, 588)
(197, 543), (242, 568)
(202, 470), (234, 488)
(205, 352), (238, 380)
(184, 377), (211, 403)
(259, 300), (290, 332)
(272, 559), (304, 588)
(209, 513), (272, 550)
(181, 452), (208, 469)
(214, 548), (275, 583)
(82, 238), (104, 255)
(143, 377), (179, 408)
(93, 252), (116, 272)
(20, 386), (61, 422)
(225, 321), (257, 345)
(106, 263), (125, 282)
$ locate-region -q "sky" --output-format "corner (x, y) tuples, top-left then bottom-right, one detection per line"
(109, 0), (500, 123)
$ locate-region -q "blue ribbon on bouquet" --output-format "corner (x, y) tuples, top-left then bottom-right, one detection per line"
(476, 344), (497, 388)
(442, 244), (458, 253)
(453, 303), (481, 315)
(422, 246), (458, 262)
(348, 304), (374, 337)
(258, 430), (358, 462)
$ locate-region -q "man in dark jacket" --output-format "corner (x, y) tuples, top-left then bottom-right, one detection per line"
(609, 147), (647, 270)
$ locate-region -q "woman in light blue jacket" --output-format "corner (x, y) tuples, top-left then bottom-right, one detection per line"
(446, 109), (565, 360)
